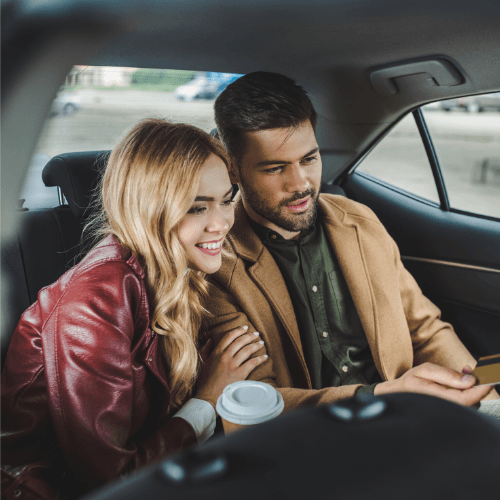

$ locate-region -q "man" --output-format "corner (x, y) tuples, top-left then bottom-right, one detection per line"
(205, 71), (497, 414)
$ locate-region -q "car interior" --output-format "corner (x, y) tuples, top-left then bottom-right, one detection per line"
(2, 0), (500, 497)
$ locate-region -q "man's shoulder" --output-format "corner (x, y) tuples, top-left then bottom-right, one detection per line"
(319, 193), (382, 226)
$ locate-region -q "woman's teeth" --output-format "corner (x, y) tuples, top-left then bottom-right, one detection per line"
(197, 241), (221, 249)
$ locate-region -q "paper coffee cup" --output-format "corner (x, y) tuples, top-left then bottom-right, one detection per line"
(216, 381), (284, 433)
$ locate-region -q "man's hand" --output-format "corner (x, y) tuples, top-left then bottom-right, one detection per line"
(374, 362), (492, 406)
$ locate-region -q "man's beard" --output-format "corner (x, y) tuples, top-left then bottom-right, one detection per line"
(240, 182), (319, 233)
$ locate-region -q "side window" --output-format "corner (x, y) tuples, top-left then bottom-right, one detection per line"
(356, 114), (440, 204)
(422, 93), (500, 219)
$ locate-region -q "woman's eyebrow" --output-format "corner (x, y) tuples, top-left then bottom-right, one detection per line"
(195, 187), (234, 202)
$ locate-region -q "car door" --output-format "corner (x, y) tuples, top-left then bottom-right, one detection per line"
(337, 97), (500, 361)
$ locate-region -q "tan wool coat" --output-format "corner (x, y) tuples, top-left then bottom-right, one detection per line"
(205, 194), (476, 413)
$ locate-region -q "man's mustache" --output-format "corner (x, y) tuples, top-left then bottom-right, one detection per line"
(280, 189), (316, 207)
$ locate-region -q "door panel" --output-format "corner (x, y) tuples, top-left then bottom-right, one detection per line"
(341, 170), (500, 358)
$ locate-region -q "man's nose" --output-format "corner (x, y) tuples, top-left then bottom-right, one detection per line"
(206, 207), (230, 233)
(285, 163), (309, 193)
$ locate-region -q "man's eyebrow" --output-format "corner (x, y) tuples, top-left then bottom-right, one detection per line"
(194, 187), (234, 202)
(255, 147), (319, 167)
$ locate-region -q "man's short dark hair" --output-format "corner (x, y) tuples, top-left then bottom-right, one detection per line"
(214, 71), (317, 162)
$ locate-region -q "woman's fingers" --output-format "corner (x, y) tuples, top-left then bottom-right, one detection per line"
(232, 339), (265, 367)
(238, 354), (268, 379)
(217, 325), (251, 351)
(224, 331), (261, 358)
(199, 338), (213, 363)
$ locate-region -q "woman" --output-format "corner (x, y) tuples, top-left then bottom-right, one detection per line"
(1, 119), (267, 500)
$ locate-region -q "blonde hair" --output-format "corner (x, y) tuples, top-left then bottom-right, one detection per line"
(90, 119), (230, 409)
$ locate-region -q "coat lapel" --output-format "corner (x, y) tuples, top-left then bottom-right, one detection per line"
(230, 199), (306, 366)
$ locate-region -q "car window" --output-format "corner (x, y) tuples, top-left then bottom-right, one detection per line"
(21, 66), (242, 210)
(355, 114), (440, 204)
(422, 93), (500, 219)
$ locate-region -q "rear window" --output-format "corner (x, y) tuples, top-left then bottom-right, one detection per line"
(22, 66), (242, 209)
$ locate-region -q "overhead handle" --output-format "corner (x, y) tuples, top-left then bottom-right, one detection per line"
(370, 59), (463, 96)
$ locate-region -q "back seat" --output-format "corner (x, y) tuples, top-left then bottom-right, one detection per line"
(1, 151), (109, 367)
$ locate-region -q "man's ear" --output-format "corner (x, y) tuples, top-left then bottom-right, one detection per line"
(228, 162), (240, 184)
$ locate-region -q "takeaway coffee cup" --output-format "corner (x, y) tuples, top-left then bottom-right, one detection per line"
(216, 381), (284, 433)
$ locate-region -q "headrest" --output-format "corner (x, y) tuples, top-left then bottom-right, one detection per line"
(42, 151), (110, 218)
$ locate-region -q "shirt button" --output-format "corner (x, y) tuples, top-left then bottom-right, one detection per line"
(342, 365), (349, 373)
(322, 331), (328, 338)
(149, 358), (153, 363)
(312, 285), (318, 292)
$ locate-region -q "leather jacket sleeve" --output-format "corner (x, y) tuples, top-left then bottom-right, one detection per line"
(2, 258), (197, 493)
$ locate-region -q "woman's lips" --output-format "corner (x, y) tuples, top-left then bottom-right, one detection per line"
(286, 197), (310, 213)
(195, 239), (223, 256)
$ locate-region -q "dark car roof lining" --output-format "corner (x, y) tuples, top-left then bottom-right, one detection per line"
(2, 0), (500, 238)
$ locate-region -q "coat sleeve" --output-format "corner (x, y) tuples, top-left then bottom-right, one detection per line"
(389, 236), (477, 372)
(42, 260), (197, 489)
(205, 280), (362, 420)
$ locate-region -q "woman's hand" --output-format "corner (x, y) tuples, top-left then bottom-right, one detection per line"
(195, 326), (267, 411)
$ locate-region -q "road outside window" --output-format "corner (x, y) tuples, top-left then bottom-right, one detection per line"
(21, 66), (242, 209)
(356, 114), (440, 204)
(422, 93), (500, 220)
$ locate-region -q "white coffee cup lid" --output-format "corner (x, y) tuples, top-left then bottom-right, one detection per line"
(216, 381), (284, 425)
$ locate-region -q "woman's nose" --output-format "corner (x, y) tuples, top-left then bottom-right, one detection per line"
(206, 208), (230, 233)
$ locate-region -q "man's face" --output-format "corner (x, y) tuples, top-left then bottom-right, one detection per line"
(233, 120), (322, 239)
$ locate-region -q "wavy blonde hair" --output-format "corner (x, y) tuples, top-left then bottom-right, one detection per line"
(90, 118), (230, 409)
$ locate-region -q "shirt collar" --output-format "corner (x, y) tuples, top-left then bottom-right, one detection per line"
(248, 213), (317, 245)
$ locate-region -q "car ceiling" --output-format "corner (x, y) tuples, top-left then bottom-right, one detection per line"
(2, 0), (500, 241)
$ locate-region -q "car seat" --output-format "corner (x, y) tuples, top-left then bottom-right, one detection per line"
(1, 151), (109, 368)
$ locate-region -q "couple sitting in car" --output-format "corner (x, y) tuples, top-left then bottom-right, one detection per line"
(2, 72), (497, 500)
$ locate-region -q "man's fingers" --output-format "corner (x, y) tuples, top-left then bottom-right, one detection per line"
(414, 362), (478, 389)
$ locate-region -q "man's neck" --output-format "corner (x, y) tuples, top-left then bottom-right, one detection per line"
(241, 197), (301, 241)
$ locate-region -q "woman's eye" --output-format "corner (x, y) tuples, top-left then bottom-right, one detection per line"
(221, 198), (234, 206)
(187, 206), (206, 215)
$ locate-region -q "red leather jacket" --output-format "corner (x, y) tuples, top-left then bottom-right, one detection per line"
(1, 235), (197, 499)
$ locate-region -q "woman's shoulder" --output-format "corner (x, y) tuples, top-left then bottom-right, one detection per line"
(35, 235), (146, 316)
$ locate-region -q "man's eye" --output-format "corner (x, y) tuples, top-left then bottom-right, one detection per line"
(187, 206), (206, 215)
(302, 155), (317, 164)
(264, 166), (283, 174)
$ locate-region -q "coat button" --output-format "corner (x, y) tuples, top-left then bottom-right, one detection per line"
(322, 331), (328, 338)
(271, 234), (277, 239)
(342, 365), (348, 372)
(151, 331), (155, 337)
(312, 285), (318, 292)
(149, 358), (153, 363)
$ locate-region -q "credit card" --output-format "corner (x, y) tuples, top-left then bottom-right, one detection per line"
(473, 353), (500, 386)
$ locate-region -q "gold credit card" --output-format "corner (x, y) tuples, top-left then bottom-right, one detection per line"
(473, 353), (500, 386)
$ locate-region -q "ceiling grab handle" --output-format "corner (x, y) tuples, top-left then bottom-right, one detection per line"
(370, 59), (463, 96)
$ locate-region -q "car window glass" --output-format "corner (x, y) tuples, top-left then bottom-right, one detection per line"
(21, 66), (242, 209)
(355, 114), (440, 204)
(422, 93), (500, 219)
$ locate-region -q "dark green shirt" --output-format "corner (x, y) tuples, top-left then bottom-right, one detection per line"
(249, 216), (381, 394)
